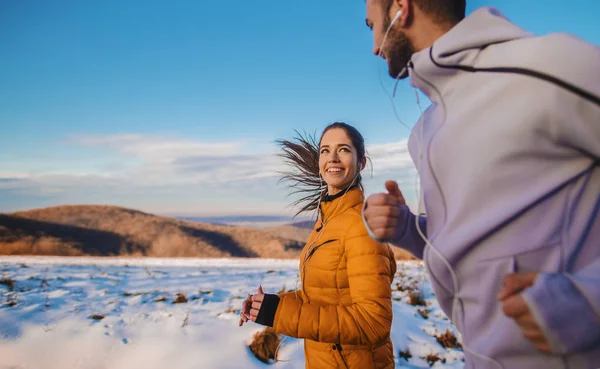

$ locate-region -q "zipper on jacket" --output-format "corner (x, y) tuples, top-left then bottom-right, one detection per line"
(306, 239), (338, 260)
(332, 344), (349, 368)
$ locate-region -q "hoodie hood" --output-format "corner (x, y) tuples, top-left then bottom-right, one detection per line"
(408, 6), (533, 98)
(433, 7), (532, 57)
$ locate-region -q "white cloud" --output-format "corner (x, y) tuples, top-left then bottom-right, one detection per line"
(68, 134), (279, 185)
(1, 134), (420, 214)
(367, 140), (414, 173)
(73, 134), (244, 163)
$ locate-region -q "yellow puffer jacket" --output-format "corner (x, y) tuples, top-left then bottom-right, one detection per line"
(273, 187), (397, 368)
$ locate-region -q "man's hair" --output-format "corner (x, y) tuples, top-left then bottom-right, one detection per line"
(381, 0), (466, 26)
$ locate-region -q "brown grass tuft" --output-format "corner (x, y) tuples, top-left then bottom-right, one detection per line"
(89, 314), (104, 320)
(5, 292), (18, 307)
(395, 282), (409, 292)
(408, 291), (426, 306)
(249, 327), (280, 364)
(0, 277), (15, 291)
(173, 293), (188, 304)
(417, 308), (430, 319)
(398, 349), (412, 361)
(435, 329), (462, 349)
(423, 353), (445, 367)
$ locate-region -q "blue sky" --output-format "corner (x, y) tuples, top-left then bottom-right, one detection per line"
(1, 0), (599, 216)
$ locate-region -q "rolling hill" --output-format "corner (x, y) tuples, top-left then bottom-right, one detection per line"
(0, 205), (416, 260)
(0, 205), (304, 258)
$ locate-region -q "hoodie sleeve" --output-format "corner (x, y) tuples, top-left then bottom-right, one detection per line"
(522, 260), (600, 354)
(270, 220), (395, 345)
(362, 202), (427, 259)
(520, 36), (600, 354)
(392, 206), (428, 259)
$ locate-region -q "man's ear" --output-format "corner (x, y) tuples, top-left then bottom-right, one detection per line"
(392, 0), (411, 27)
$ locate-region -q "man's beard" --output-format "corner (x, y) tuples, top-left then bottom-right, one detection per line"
(382, 24), (415, 78)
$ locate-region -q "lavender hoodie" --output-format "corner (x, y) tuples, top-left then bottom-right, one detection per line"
(370, 7), (600, 369)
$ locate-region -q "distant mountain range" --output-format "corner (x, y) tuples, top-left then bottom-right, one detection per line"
(178, 215), (302, 224)
(177, 215), (315, 229)
(0, 205), (415, 260)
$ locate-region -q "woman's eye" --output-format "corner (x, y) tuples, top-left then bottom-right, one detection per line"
(320, 149), (329, 154)
(340, 148), (350, 152)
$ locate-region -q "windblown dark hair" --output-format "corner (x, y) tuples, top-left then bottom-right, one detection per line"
(275, 122), (370, 217)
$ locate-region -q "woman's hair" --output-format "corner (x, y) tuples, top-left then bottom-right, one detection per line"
(275, 122), (370, 217)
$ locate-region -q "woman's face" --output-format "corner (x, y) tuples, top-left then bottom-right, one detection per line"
(319, 128), (361, 196)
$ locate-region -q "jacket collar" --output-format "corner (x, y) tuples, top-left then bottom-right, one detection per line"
(407, 6), (532, 101)
(319, 186), (364, 221)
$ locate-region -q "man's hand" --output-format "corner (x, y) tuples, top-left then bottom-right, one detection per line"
(364, 180), (406, 241)
(498, 273), (551, 354)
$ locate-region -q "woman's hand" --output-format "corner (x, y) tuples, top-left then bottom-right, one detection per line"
(239, 293), (253, 326)
(239, 285), (265, 326)
(248, 285), (265, 322)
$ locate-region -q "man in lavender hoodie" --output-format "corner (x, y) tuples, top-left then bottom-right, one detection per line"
(363, 0), (600, 368)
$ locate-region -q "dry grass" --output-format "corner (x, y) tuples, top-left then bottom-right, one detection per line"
(173, 293), (188, 304)
(0, 205), (307, 258)
(408, 291), (426, 306)
(0, 277), (15, 291)
(435, 329), (462, 349)
(423, 353), (445, 367)
(398, 349), (412, 361)
(417, 308), (430, 319)
(395, 281), (414, 293)
(249, 327), (280, 364)
(40, 279), (50, 291)
(0, 238), (82, 256)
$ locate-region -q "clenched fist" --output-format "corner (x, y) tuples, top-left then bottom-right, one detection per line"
(364, 180), (407, 241)
(498, 273), (551, 353)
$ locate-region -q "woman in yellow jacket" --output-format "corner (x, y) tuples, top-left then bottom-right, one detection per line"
(240, 122), (397, 368)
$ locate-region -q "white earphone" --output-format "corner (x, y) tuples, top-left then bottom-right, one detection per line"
(391, 9), (403, 27)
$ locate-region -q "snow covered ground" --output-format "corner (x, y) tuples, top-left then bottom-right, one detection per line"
(0, 256), (464, 368)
